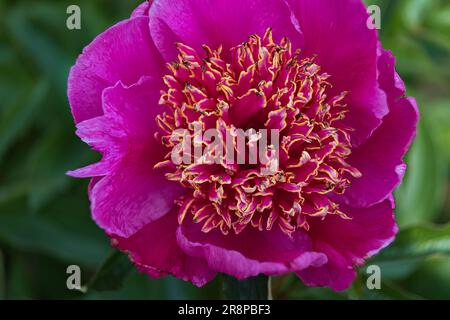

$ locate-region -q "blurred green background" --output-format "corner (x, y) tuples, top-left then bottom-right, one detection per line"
(0, 0), (449, 300)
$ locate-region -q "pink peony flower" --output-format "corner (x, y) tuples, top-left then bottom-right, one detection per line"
(68, 0), (418, 291)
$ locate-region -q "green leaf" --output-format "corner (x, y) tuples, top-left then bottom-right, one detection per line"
(395, 113), (447, 226)
(427, 99), (450, 159)
(87, 251), (134, 292)
(222, 275), (270, 300)
(0, 80), (49, 163)
(5, 5), (70, 97)
(84, 269), (221, 300)
(360, 280), (424, 300)
(401, 256), (450, 299)
(371, 224), (450, 263)
(401, 0), (431, 31)
(5, 254), (35, 299)
(24, 126), (88, 212)
(368, 260), (419, 280)
(0, 201), (111, 269)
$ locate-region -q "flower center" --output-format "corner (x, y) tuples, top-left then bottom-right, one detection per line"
(155, 29), (361, 236)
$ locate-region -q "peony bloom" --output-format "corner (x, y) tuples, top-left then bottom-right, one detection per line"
(68, 0), (418, 291)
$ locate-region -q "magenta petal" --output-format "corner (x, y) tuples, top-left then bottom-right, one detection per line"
(377, 48), (406, 104)
(114, 211), (216, 287)
(177, 220), (327, 279)
(67, 115), (127, 178)
(71, 78), (184, 238)
(298, 199), (397, 291)
(298, 243), (356, 292)
(68, 16), (164, 123)
(88, 177), (102, 198)
(90, 155), (183, 238)
(230, 90), (266, 128)
(287, 0), (388, 146)
(335, 47), (418, 208)
(149, 0), (302, 61)
(68, 77), (164, 177)
(130, 1), (152, 18)
(340, 97), (418, 208)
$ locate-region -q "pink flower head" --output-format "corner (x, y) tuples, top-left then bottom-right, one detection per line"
(68, 0), (418, 291)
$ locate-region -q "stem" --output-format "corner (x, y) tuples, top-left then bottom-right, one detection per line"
(222, 274), (271, 300)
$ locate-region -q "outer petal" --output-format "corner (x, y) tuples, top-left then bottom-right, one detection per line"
(69, 78), (184, 238)
(339, 48), (419, 208)
(68, 15), (164, 123)
(177, 221), (327, 279)
(340, 97), (418, 208)
(131, 1), (152, 18)
(67, 115), (127, 178)
(148, 0), (302, 61)
(114, 210), (216, 287)
(68, 77), (163, 177)
(298, 199), (397, 291)
(286, 0), (388, 146)
(377, 48), (406, 103)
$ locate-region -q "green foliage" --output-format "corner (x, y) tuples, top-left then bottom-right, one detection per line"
(222, 275), (269, 300)
(87, 252), (134, 292)
(0, 0), (449, 299)
(372, 224), (450, 263)
(395, 115), (447, 226)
